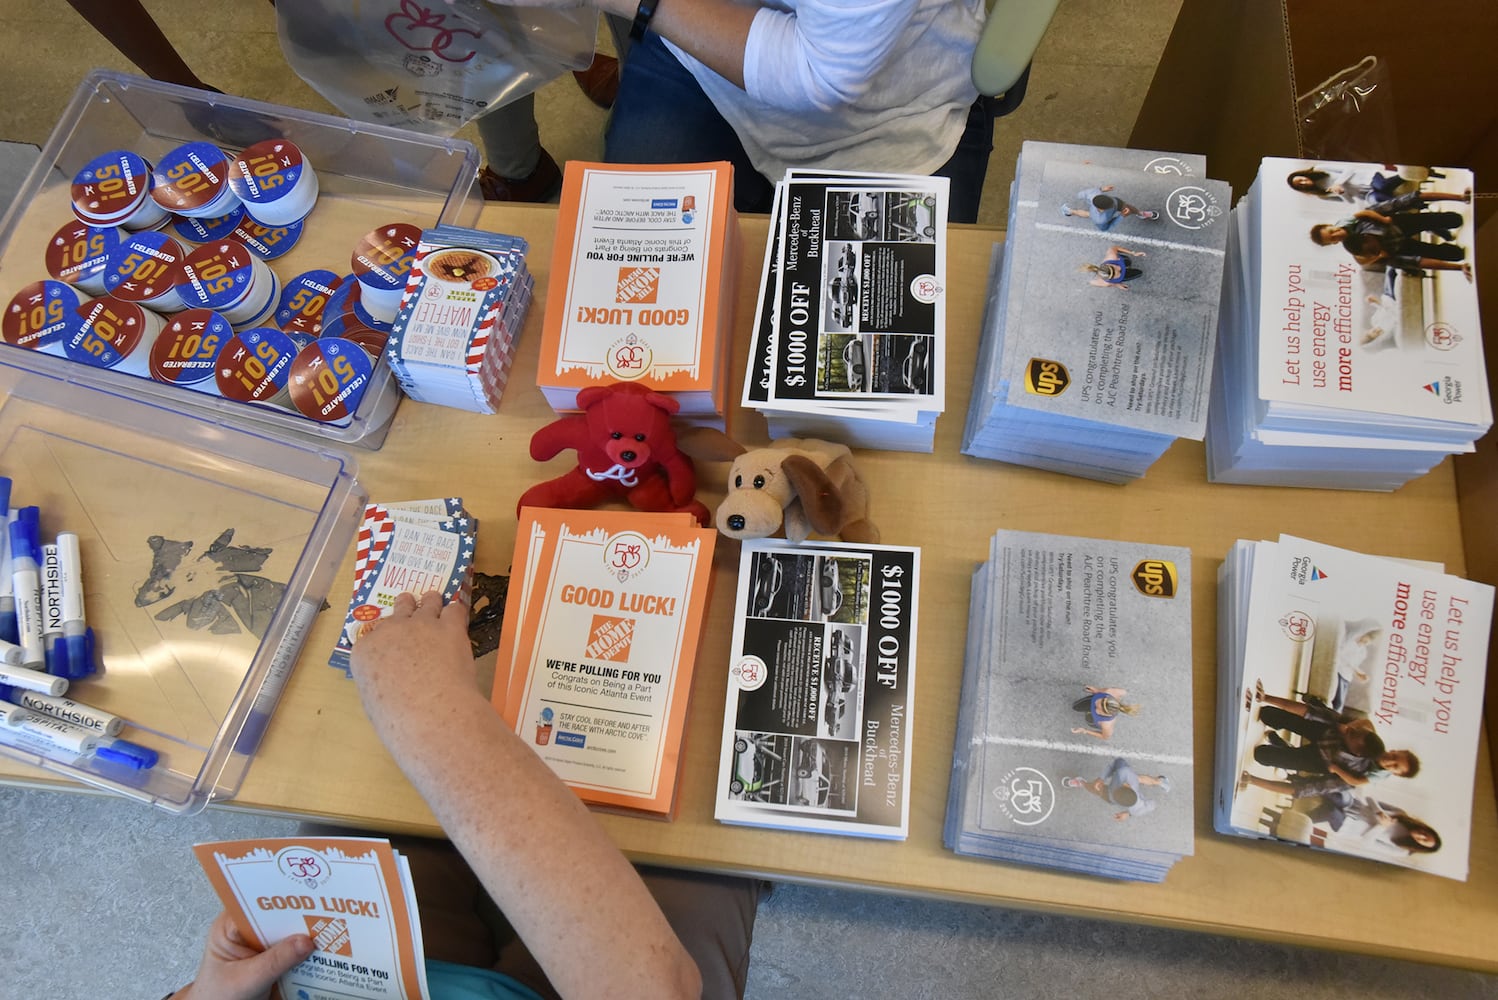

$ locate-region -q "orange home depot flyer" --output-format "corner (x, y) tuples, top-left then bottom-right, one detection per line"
(193, 837), (428, 1000)
(496, 508), (715, 816)
(540, 161), (733, 400)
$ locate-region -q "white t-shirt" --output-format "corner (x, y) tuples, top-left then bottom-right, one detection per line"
(665, 0), (985, 179)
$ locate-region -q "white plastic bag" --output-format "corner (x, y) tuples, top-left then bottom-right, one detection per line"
(277, 0), (598, 135)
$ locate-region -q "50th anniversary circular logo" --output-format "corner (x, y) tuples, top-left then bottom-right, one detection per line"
(991, 766), (1055, 826)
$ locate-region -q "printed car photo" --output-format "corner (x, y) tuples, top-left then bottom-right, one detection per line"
(901, 338), (930, 393)
(829, 274), (858, 329)
(848, 193), (882, 240)
(888, 192), (938, 241)
(824, 628), (856, 693)
(792, 739), (832, 807)
(750, 556), (784, 617)
(730, 733), (782, 800)
(842, 339), (866, 391)
(818, 558), (845, 618)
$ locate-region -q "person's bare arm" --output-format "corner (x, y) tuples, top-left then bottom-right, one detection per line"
(352, 591), (701, 1000)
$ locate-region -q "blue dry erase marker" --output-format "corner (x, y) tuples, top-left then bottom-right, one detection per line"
(0, 705), (100, 754)
(0, 661), (69, 697)
(40, 542), (64, 677)
(8, 513), (45, 670)
(234, 597), (318, 755)
(55, 533), (92, 679)
(0, 682), (122, 735)
(0, 492), (15, 647)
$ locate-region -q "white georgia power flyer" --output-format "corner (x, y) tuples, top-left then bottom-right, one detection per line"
(193, 836), (429, 1000)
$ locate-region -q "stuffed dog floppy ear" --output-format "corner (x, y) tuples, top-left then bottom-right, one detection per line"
(717, 438), (878, 544)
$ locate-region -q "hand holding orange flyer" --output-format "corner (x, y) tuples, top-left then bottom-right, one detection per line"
(193, 836), (429, 1000)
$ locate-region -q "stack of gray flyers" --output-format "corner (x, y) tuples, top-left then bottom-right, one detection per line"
(1205, 158), (1490, 491)
(945, 529), (1195, 881)
(961, 142), (1230, 482)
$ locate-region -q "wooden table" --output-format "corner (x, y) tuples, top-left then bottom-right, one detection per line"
(3, 202), (1494, 972)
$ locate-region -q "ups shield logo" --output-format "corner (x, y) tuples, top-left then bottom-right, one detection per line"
(1024, 358), (1070, 396)
(1131, 559), (1178, 598)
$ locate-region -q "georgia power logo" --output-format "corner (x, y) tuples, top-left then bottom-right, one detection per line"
(1164, 185), (1223, 230)
(1130, 559), (1178, 598)
(1420, 374), (1468, 405)
(1024, 358), (1070, 396)
(992, 766), (1055, 826)
(605, 530), (650, 583)
(605, 333), (653, 380)
(276, 846), (332, 890)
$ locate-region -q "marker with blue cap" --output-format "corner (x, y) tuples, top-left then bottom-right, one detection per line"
(8, 509), (44, 669)
(56, 532), (93, 679)
(0, 481), (14, 645)
(0, 651), (70, 696)
(0, 683), (120, 734)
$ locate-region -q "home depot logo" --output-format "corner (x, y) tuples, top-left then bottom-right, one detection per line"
(616, 266), (659, 304)
(1024, 358), (1070, 396)
(1131, 559), (1178, 598)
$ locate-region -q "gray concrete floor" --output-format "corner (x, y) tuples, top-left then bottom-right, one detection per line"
(2, 2), (1497, 997)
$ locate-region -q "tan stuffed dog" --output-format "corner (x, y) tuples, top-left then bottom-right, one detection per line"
(716, 438), (879, 544)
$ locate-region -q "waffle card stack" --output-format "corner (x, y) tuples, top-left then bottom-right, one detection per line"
(715, 538), (921, 838)
(1206, 158), (1490, 490)
(385, 225), (533, 414)
(743, 171), (949, 452)
(330, 498), (477, 676)
(538, 161), (738, 425)
(945, 530), (1194, 881)
(492, 506), (716, 818)
(1215, 535), (1494, 880)
(961, 142), (1229, 482)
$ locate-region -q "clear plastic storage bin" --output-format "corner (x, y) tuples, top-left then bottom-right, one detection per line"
(0, 70), (484, 448)
(0, 354), (365, 813)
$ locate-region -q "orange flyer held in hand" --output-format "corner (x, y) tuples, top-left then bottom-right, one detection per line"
(493, 507), (717, 818)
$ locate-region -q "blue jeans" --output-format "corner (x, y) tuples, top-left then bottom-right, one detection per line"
(605, 32), (995, 222)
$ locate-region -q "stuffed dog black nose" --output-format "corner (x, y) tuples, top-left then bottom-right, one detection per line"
(621, 450), (637, 462)
(727, 514), (746, 531)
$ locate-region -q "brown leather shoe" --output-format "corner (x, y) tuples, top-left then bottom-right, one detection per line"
(572, 53), (620, 110)
(478, 149), (562, 203)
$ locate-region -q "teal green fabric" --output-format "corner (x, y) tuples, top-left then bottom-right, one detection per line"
(425, 959), (547, 1000)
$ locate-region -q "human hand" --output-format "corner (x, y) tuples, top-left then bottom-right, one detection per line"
(350, 590), (474, 716)
(173, 912), (313, 1000)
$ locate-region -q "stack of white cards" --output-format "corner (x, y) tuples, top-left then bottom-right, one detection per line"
(716, 538), (920, 838)
(1206, 158), (1490, 490)
(330, 497), (477, 676)
(962, 142), (1231, 482)
(1215, 535), (1493, 881)
(743, 171), (949, 453)
(945, 530), (1195, 881)
(385, 225), (533, 414)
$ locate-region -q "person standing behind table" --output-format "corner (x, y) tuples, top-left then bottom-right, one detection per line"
(493, 0), (991, 221)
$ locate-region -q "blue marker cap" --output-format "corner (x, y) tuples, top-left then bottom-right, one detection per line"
(65, 626), (97, 680)
(0, 478), (10, 515)
(43, 634), (64, 678)
(94, 736), (159, 770)
(7, 518), (35, 565)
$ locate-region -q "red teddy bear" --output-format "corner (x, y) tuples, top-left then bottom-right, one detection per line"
(517, 382), (710, 525)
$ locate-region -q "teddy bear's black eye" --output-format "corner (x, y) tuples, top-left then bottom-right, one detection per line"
(734, 475), (742, 488)
(753, 475), (766, 489)
(634, 433), (646, 442)
(611, 432), (622, 440)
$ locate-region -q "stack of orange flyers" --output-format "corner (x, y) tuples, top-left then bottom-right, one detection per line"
(493, 506), (716, 818)
(538, 161), (739, 425)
